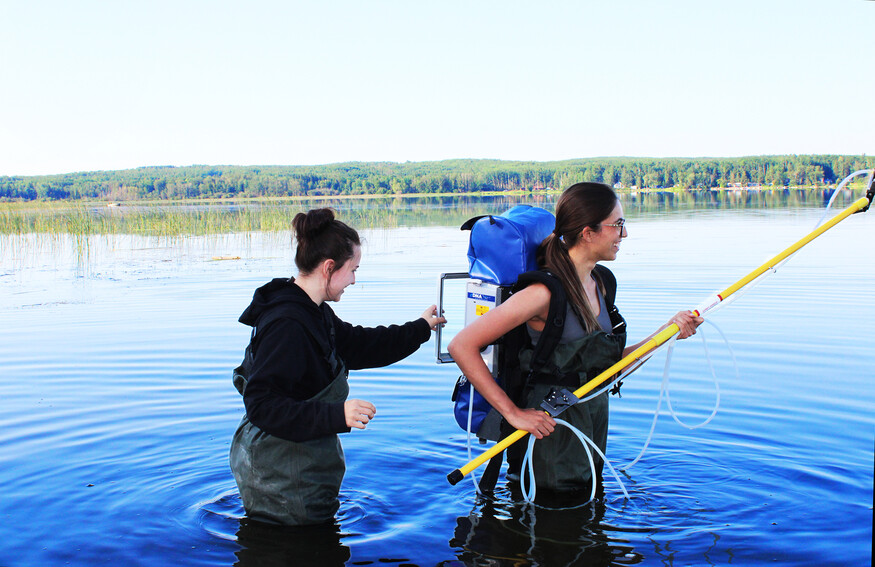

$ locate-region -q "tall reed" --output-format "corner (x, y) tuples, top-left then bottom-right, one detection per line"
(0, 188), (862, 237)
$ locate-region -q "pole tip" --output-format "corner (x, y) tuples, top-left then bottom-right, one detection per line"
(447, 469), (464, 485)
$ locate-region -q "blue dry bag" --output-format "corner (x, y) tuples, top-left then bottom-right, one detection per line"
(465, 205), (556, 286)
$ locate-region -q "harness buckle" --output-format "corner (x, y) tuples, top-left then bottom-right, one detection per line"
(540, 387), (580, 417)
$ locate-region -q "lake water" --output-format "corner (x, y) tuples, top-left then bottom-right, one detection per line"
(1, 194), (873, 566)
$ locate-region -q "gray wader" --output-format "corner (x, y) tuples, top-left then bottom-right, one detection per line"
(518, 330), (622, 493)
(229, 365), (349, 526)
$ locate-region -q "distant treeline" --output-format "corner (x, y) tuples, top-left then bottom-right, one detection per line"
(1, 155), (872, 201)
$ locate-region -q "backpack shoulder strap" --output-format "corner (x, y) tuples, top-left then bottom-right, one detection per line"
(593, 263), (627, 338)
(477, 270), (568, 494)
(592, 264), (617, 309)
(513, 270), (568, 377)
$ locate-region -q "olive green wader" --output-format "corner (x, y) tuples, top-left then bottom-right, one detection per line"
(517, 330), (623, 493)
(230, 362), (349, 526)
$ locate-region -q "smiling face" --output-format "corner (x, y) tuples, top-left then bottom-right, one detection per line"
(325, 245), (361, 302)
(591, 201), (627, 261)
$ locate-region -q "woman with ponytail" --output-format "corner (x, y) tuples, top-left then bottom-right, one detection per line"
(230, 208), (445, 526)
(449, 183), (701, 495)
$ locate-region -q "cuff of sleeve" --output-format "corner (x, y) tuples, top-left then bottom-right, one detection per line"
(329, 402), (351, 433)
(414, 317), (431, 343)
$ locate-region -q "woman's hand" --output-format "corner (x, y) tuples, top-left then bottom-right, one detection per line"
(669, 310), (704, 340)
(624, 310), (707, 358)
(420, 304), (447, 332)
(344, 399), (376, 430)
(506, 407), (556, 439)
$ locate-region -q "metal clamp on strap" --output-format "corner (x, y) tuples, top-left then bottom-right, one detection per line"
(540, 387), (580, 417)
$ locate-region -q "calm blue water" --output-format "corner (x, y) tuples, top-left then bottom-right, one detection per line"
(1, 199), (873, 566)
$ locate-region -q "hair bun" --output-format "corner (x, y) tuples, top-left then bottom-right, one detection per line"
(293, 208), (336, 239)
(292, 208), (361, 275)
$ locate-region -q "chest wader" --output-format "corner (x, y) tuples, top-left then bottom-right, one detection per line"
(515, 330), (624, 493)
(230, 363), (348, 526)
(229, 308), (349, 526)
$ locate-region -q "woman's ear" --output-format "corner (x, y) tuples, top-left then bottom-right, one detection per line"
(320, 258), (336, 278)
(580, 226), (597, 243)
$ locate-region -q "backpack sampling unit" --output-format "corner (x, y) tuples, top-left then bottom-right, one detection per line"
(436, 205), (625, 437)
(436, 204), (629, 494)
(436, 204), (556, 441)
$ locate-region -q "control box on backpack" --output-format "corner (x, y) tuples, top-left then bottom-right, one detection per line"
(435, 205), (556, 441)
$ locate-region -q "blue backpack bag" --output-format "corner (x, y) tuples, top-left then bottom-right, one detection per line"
(451, 205), (557, 441)
(464, 204), (556, 285)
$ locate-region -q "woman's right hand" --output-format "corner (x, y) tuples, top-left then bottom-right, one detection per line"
(344, 399), (376, 430)
(420, 304), (447, 332)
(668, 310), (704, 339)
(506, 407), (556, 439)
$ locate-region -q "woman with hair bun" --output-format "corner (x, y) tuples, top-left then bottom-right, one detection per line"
(230, 208), (445, 526)
(449, 183), (702, 496)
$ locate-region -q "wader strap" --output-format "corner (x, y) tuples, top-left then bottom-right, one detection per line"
(235, 305), (339, 395)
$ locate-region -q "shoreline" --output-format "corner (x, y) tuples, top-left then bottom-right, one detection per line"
(0, 183), (853, 209)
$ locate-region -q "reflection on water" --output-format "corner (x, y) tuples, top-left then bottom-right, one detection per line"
(450, 489), (644, 567)
(235, 520), (350, 567)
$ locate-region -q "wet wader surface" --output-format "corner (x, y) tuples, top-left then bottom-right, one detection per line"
(516, 330), (623, 493)
(230, 364), (349, 526)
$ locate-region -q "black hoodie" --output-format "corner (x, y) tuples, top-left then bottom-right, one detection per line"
(238, 278), (431, 442)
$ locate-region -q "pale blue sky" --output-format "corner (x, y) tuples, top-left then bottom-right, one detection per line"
(2, 0), (873, 176)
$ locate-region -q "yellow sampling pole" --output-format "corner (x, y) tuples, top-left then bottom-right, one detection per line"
(447, 184), (874, 486)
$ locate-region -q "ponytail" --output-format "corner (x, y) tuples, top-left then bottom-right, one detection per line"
(540, 183), (618, 332)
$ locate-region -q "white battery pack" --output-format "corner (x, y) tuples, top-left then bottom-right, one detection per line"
(465, 280), (502, 375)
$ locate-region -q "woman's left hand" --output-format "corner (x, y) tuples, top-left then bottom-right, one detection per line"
(344, 399), (377, 429)
(420, 305), (447, 332)
(670, 310), (704, 339)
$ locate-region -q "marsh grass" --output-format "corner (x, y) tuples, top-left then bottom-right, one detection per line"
(0, 187), (864, 238)
(0, 202), (297, 236)
(0, 195), (518, 238)
(1, 188), (865, 272)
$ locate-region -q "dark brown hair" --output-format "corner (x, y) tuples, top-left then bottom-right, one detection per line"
(292, 208), (360, 276)
(539, 182), (619, 331)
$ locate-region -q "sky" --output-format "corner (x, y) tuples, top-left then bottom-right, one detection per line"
(1, 0), (874, 177)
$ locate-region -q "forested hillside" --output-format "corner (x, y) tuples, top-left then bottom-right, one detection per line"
(1, 155), (872, 201)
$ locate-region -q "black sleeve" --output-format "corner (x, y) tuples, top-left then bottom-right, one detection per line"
(332, 313), (431, 371)
(242, 319), (349, 442)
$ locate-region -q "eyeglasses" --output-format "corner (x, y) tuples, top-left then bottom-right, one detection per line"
(602, 218), (626, 232)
